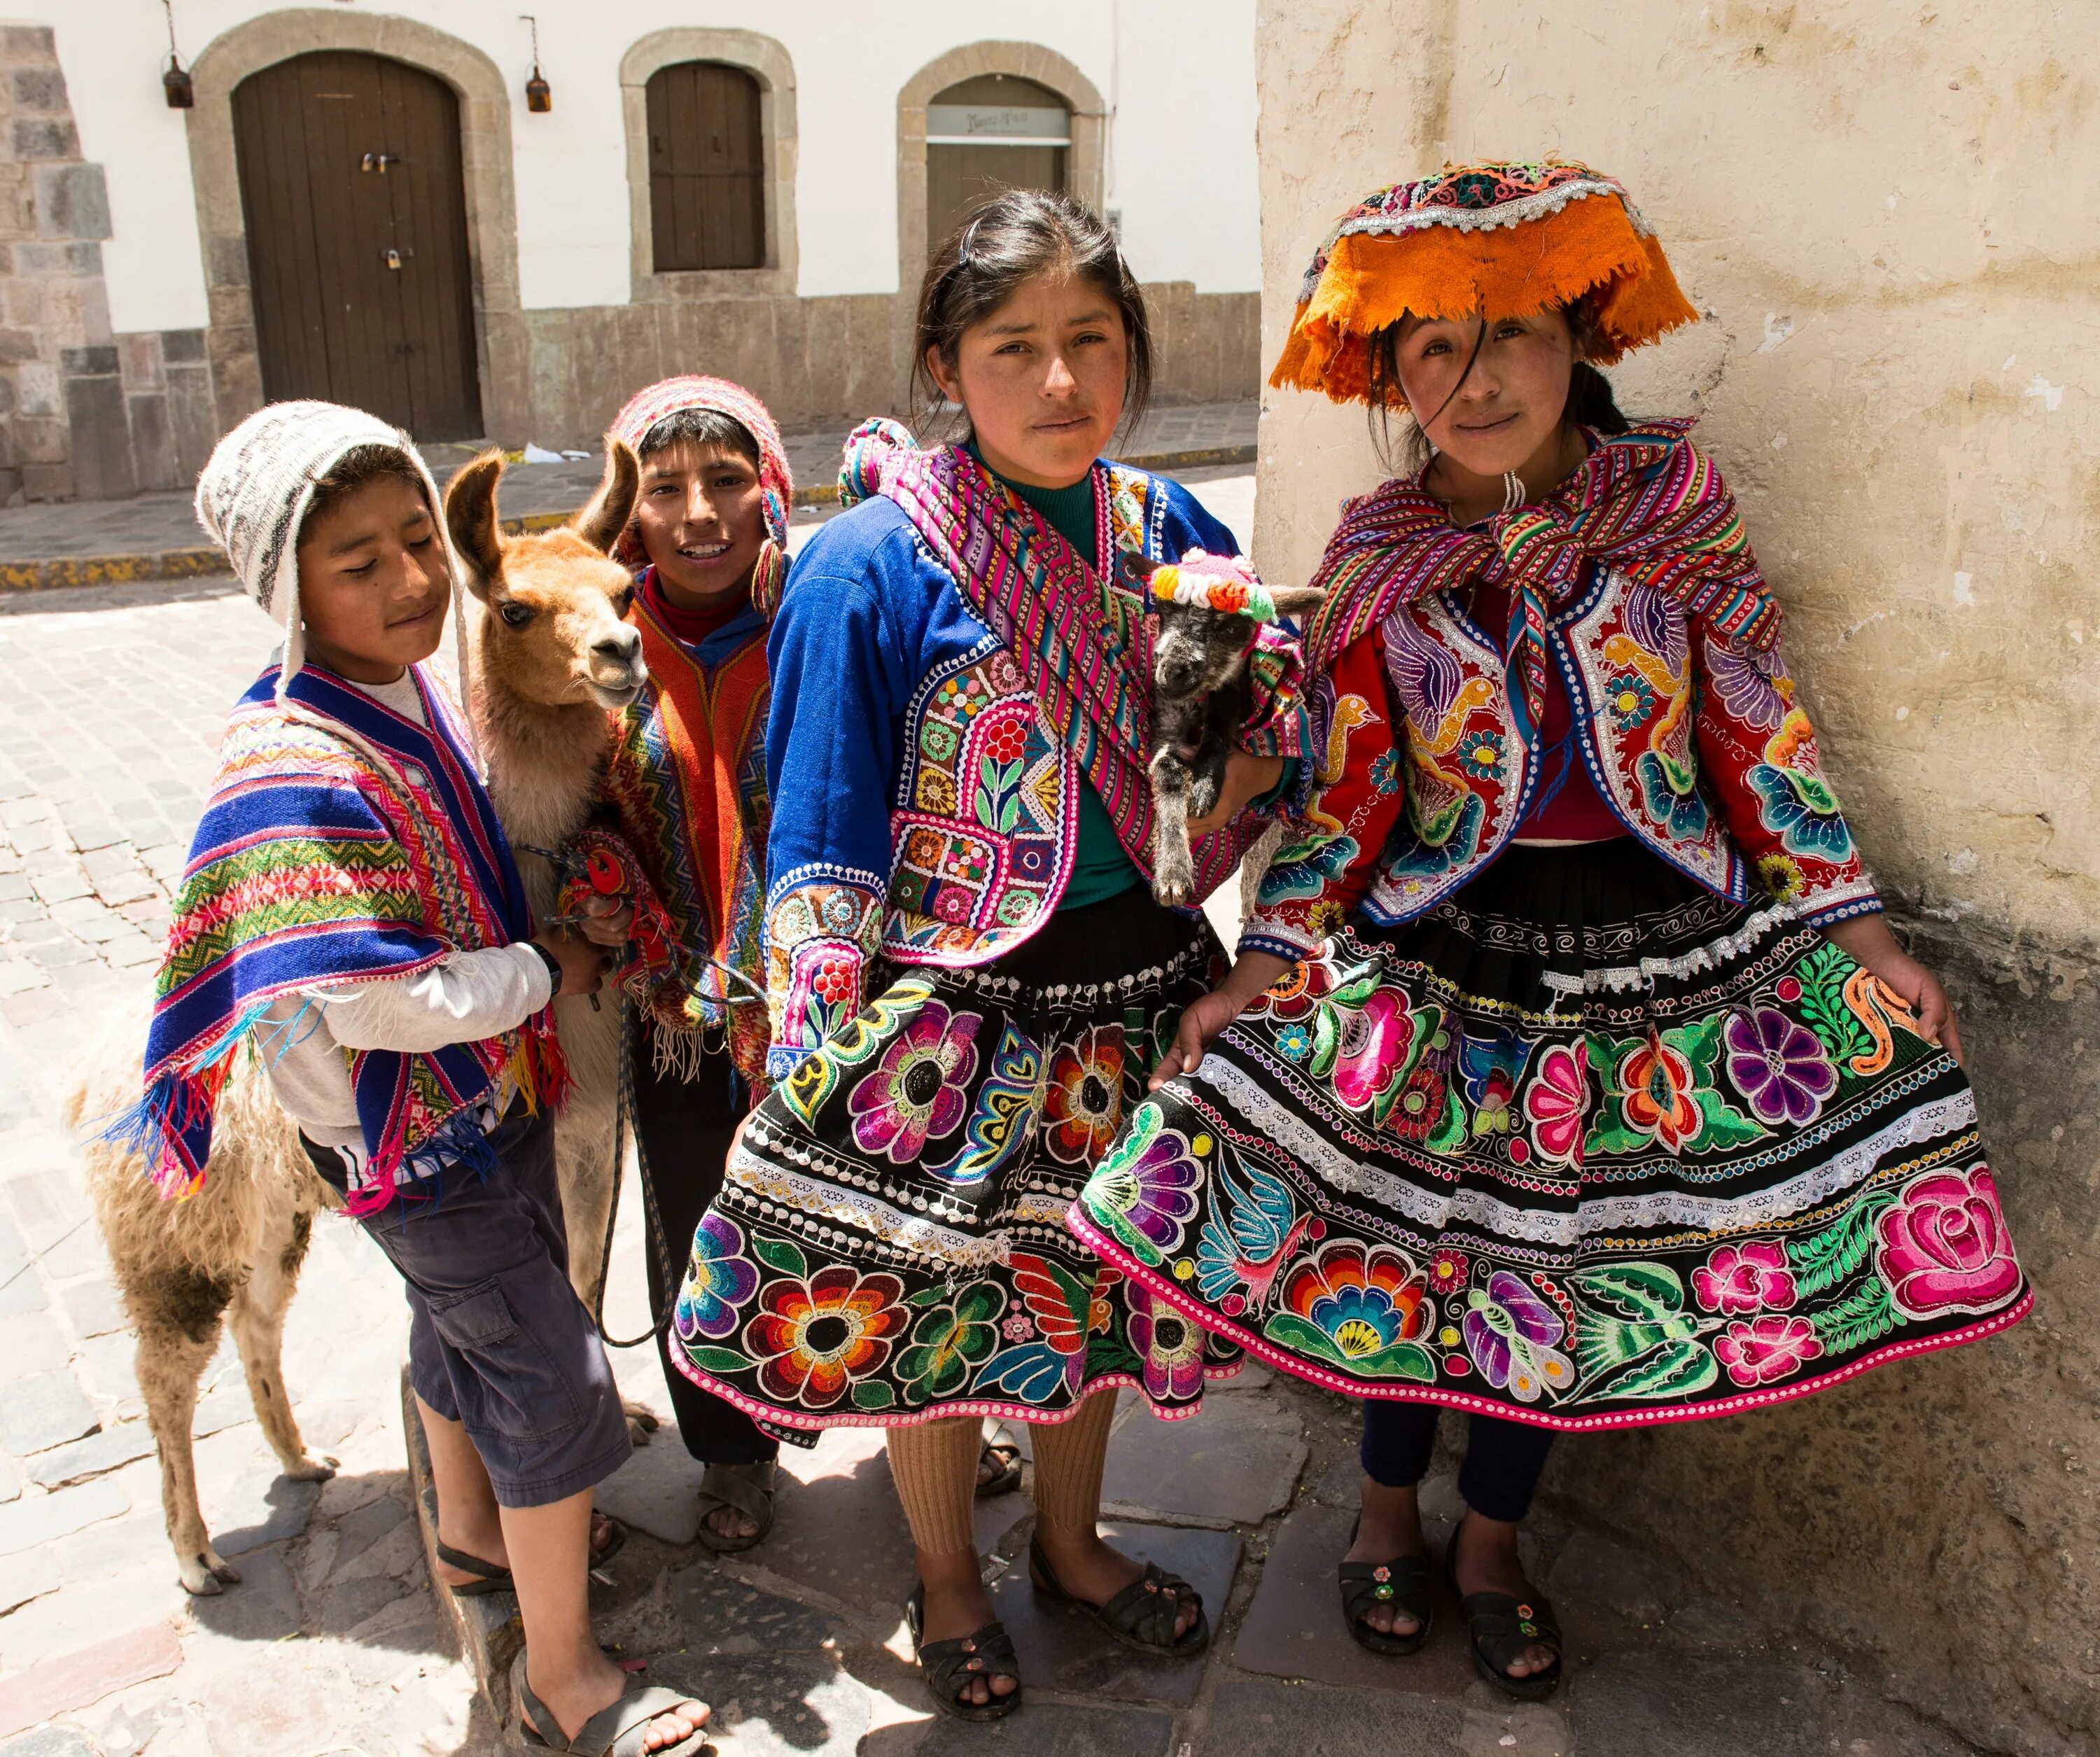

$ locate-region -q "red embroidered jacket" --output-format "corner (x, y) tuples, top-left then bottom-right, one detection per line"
(1241, 566), (1881, 958)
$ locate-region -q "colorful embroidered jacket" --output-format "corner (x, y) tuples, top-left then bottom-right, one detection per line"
(602, 582), (772, 1088)
(1243, 566), (1882, 958)
(763, 459), (1285, 1082)
(128, 664), (565, 1212)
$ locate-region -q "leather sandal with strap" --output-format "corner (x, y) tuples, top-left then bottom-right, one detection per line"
(1338, 1516), (1433, 1656)
(435, 1513), (626, 1597)
(1443, 1519), (1563, 1701)
(1028, 1539), (1209, 1656)
(509, 1651), (708, 1755)
(904, 1583), (1023, 1722)
(693, 1460), (777, 1555)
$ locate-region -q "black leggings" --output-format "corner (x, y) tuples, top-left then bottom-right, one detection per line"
(1359, 1402), (1555, 1525)
(630, 1027), (776, 1467)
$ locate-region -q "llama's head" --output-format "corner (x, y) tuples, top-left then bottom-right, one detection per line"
(1153, 583), (1326, 701)
(444, 442), (648, 712)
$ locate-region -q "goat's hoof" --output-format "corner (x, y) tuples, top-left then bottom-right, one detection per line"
(180, 1550), (241, 1594)
(1154, 880), (1194, 908)
(623, 1399), (661, 1446)
(284, 1454), (337, 1483)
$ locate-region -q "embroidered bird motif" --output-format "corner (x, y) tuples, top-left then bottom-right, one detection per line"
(1195, 1151), (1312, 1314)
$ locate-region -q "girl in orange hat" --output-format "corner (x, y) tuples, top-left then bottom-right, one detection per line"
(1072, 160), (2026, 1700)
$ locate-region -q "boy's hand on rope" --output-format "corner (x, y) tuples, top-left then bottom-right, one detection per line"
(573, 893), (635, 947)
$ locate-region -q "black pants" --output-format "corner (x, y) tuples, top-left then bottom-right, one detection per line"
(1360, 1402), (1555, 1525)
(631, 1028), (776, 1467)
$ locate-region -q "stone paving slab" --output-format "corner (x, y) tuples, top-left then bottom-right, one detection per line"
(1100, 1394), (1307, 1526)
(1569, 1648), (1829, 1757)
(983, 1520), (1241, 1705)
(917, 1700), (1177, 1757)
(647, 1649), (872, 1757)
(1203, 1679), (1468, 1756)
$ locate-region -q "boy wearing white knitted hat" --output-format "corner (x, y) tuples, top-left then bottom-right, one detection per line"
(129, 401), (710, 1754)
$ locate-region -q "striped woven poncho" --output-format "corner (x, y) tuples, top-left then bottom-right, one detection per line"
(125, 664), (566, 1212)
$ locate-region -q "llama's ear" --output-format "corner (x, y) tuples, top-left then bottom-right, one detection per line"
(444, 451), (506, 600)
(573, 438), (640, 556)
(1266, 584), (1329, 622)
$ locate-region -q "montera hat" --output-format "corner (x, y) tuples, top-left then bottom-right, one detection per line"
(1270, 158), (1698, 407)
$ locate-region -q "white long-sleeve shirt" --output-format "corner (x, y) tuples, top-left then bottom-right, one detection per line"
(254, 671), (552, 1158)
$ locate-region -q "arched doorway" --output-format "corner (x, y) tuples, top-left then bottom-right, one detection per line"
(231, 52), (482, 438)
(924, 74), (1071, 252)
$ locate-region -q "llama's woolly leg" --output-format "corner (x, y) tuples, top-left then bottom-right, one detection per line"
(1150, 748), (1198, 908)
(554, 1111), (658, 1443)
(137, 1310), (237, 1595)
(228, 1209), (335, 1483)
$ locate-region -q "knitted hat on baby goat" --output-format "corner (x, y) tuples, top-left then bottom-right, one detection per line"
(194, 399), (463, 704)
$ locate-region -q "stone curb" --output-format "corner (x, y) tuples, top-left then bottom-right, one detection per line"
(0, 440), (1258, 594)
(400, 1362), (523, 1732)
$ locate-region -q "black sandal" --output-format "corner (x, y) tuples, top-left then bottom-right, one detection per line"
(434, 1511), (625, 1596)
(1338, 1518), (1434, 1656)
(1028, 1539), (1209, 1656)
(904, 1583), (1023, 1722)
(693, 1460), (777, 1555)
(976, 1432), (1023, 1499)
(1443, 1519), (1563, 1701)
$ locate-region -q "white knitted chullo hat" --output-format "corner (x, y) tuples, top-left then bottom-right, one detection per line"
(194, 400), (468, 710)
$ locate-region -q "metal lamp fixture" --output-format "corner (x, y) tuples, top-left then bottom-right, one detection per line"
(161, 0), (193, 108)
(520, 15), (551, 113)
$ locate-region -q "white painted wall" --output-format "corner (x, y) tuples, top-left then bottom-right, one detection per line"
(43, 0), (1260, 335)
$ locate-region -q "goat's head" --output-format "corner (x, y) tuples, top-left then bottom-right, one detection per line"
(1152, 582), (1327, 700)
(444, 441), (649, 712)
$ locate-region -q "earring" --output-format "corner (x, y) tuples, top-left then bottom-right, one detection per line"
(1501, 470), (1525, 513)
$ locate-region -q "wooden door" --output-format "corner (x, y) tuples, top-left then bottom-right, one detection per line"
(232, 52), (482, 439)
(646, 62), (765, 272)
(925, 74), (1070, 255)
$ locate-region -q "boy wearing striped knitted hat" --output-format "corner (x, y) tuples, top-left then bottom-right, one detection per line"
(134, 400), (710, 1754)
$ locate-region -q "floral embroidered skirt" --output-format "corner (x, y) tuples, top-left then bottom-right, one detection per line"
(1070, 841), (2029, 1430)
(668, 886), (1240, 1432)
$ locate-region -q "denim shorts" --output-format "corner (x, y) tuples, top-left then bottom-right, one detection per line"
(303, 1106), (631, 1507)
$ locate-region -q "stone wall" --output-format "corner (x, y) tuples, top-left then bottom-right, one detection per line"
(1251, 4), (2096, 1752)
(0, 24), (215, 500)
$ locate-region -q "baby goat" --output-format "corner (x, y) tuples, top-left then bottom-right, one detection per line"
(1146, 554), (1323, 906)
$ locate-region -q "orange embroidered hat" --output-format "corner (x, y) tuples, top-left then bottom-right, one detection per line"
(1270, 158), (1698, 406)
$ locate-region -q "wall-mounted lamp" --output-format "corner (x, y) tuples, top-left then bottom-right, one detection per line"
(161, 0), (193, 107)
(520, 15), (551, 113)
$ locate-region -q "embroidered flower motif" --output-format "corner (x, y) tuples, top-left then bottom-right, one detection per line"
(1713, 1313), (1823, 1387)
(981, 719), (1028, 764)
(1307, 897), (1348, 939)
(1127, 1289), (1208, 1401)
(1002, 1309), (1036, 1343)
(1275, 1240), (1432, 1362)
(1873, 1166), (2022, 1318)
(1723, 1006), (1837, 1127)
(1331, 988), (1415, 1114)
(1043, 1030), (1127, 1164)
(848, 1000), (982, 1161)
(1635, 751), (1710, 841)
(1747, 764), (1854, 862)
(1387, 1061), (1446, 1142)
(1603, 669), (1657, 731)
(675, 1212), (760, 1342)
(1462, 1271), (1576, 1402)
(1457, 727), (1507, 779)
(744, 1265), (909, 1409)
(1691, 1240), (1798, 1315)
(812, 957), (855, 1004)
(1367, 748), (1402, 794)
(1250, 958), (1326, 1022)
(1087, 1102), (1205, 1263)
(1704, 644), (1788, 734)
(895, 1281), (1005, 1405)
(1756, 853), (1807, 904)
(1275, 1022), (1314, 1062)
(1429, 1248), (1470, 1295)
(1616, 1035), (1704, 1156)
(1522, 1041), (1589, 1167)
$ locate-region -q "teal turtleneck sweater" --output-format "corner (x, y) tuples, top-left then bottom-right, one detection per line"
(975, 454), (1147, 913)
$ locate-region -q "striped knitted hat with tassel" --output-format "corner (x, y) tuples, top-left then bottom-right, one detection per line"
(606, 375), (794, 618)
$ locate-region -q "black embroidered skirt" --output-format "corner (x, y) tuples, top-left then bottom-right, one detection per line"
(668, 885), (1240, 1432)
(1071, 841), (2027, 1430)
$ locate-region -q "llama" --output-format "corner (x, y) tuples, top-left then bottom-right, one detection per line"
(67, 1028), (337, 1596)
(442, 442), (655, 1345)
(71, 447), (666, 1592)
(1146, 564), (1324, 906)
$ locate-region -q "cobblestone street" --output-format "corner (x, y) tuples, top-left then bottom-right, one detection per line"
(0, 472), (1989, 1757)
